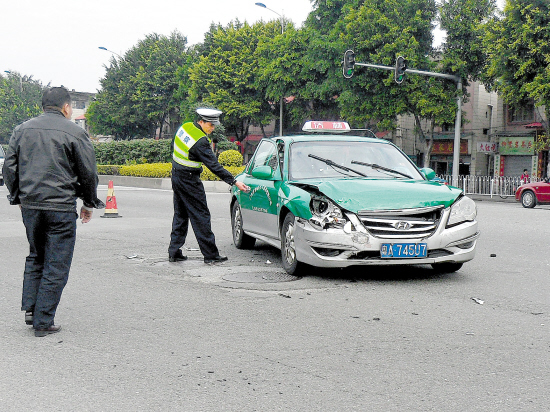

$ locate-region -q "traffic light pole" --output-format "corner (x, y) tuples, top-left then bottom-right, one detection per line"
(351, 62), (462, 186)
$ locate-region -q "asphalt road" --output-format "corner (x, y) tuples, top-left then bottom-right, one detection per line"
(0, 184), (548, 411)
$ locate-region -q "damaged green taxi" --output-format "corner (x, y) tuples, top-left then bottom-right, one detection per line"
(230, 132), (479, 275)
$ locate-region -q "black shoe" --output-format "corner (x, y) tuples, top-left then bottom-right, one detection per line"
(25, 311), (33, 325)
(35, 325), (61, 337)
(204, 255), (228, 264)
(169, 250), (188, 262)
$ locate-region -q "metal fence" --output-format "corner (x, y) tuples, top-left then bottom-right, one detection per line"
(437, 175), (542, 198)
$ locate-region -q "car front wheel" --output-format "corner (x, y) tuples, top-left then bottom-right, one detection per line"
(281, 212), (306, 275)
(231, 201), (256, 249)
(521, 190), (537, 208)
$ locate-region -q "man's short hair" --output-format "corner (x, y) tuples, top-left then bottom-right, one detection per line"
(42, 87), (71, 110)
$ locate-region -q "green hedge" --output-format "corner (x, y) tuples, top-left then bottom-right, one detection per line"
(93, 139), (173, 165)
(99, 162), (246, 181)
(218, 150), (243, 167)
(92, 139), (244, 166)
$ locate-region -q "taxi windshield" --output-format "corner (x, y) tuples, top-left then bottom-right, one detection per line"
(289, 141), (423, 180)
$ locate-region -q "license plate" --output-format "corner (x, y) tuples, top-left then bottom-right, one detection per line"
(381, 243), (427, 258)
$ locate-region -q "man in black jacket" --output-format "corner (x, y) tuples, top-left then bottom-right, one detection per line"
(3, 87), (104, 337)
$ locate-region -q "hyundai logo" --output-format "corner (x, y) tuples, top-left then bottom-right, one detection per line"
(394, 221), (411, 230)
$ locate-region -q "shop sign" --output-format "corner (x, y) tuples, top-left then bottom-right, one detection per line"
(477, 141), (497, 153)
(498, 136), (534, 155)
(432, 140), (468, 155)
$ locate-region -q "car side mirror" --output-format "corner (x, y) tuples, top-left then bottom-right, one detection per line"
(251, 165), (274, 179)
(420, 167), (436, 181)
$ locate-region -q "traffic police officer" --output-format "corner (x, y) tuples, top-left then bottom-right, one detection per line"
(168, 108), (249, 264)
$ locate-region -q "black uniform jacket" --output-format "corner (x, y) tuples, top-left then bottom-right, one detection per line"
(3, 109), (104, 212)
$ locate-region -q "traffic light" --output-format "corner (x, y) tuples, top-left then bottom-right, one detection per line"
(342, 50), (355, 79)
(395, 56), (407, 84)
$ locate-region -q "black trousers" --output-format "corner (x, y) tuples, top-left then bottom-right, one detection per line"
(168, 169), (219, 259)
(21, 208), (77, 329)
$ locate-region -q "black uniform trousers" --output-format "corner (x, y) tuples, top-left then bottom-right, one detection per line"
(21, 208), (77, 329)
(169, 168), (219, 259)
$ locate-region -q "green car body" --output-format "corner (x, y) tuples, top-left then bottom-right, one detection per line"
(230, 135), (479, 275)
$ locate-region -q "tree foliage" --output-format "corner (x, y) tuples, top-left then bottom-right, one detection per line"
(187, 20), (278, 141)
(483, 0), (550, 133)
(87, 31), (188, 140)
(439, 0), (497, 81)
(0, 73), (44, 144)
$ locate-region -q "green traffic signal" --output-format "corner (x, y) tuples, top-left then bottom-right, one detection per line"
(343, 50), (355, 79)
(395, 56), (407, 84)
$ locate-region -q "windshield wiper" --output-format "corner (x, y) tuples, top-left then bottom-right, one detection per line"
(308, 154), (367, 177)
(351, 160), (413, 179)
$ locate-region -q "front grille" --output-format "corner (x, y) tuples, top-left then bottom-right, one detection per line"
(357, 206), (444, 239)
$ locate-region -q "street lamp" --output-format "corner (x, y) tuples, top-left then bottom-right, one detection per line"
(3, 70), (22, 94)
(255, 2), (284, 136)
(98, 46), (123, 60)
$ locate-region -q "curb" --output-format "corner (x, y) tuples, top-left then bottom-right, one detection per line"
(98, 175), (231, 193)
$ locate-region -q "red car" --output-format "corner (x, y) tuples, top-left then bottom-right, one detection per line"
(515, 178), (550, 208)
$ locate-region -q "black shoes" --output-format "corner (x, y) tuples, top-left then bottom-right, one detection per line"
(25, 311), (33, 325)
(169, 250), (188, 262)
(204, 255), (228, 264)
(35, 325), (61, 337)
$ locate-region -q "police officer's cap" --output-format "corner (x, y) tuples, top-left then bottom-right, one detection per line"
(196, 108), (223, 125)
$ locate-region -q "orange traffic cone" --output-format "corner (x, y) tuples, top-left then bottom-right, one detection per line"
(101, 180), (122, 218)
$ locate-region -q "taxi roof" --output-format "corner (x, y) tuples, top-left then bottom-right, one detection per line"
(273, 134), (390, 145)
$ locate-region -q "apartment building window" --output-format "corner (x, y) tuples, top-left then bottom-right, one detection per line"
(507, 102), (534, 123)
(72, 101), (86, 110)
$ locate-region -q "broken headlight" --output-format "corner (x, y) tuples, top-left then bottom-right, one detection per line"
(447, 196), (476, 227)
(309, 196), (347, 230)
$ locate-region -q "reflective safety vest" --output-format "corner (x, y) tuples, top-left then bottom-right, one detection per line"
(172, 122), (207, 168)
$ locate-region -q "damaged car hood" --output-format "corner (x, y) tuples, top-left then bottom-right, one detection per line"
(289, 178), (462, 213)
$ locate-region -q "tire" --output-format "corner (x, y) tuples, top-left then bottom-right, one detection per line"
(431, 262), (463, 273)
(281, 212), (306, 275)
(231, 201), (256, 249)
(521, 190), (537, 208)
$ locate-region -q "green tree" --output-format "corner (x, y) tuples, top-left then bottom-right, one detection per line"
(336, 0), (458, 166)
(187, 20), (278, 141)
(439, 0), (496, 81)
(87, 31), (188, 140)
(0, 72), (44, 143)
(483, 0), (550, 138)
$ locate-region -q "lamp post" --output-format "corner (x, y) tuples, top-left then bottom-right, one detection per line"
(4, 70), (22, 94)
(98, 46), (123, 60)
(255, 2), (284, 136)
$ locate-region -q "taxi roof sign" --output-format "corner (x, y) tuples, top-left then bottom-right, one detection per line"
(302, 121), (351, 133)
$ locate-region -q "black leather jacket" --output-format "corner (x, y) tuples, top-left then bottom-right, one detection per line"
(3, 109), (104, 212)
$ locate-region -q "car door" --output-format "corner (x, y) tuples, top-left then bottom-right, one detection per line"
(239, 140), (281, 240)
(536, 181), (550, 202)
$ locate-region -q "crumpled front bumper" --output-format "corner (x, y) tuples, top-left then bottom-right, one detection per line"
(293, 208), (479, 268)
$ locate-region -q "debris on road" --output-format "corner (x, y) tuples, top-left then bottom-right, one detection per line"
(471, 297), (484, 305)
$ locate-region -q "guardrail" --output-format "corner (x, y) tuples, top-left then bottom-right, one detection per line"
(437, 175), (542, 198)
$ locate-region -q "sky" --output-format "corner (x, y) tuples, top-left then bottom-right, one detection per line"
(1, 0), (314, 93)
(2, 0), (505, 94)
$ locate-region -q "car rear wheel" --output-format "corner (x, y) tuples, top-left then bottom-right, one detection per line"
(521, 190), (537, 208)
(231, 201), (256, 249)
(281, 212), (306, 275)
(431, 262), (463, 273)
